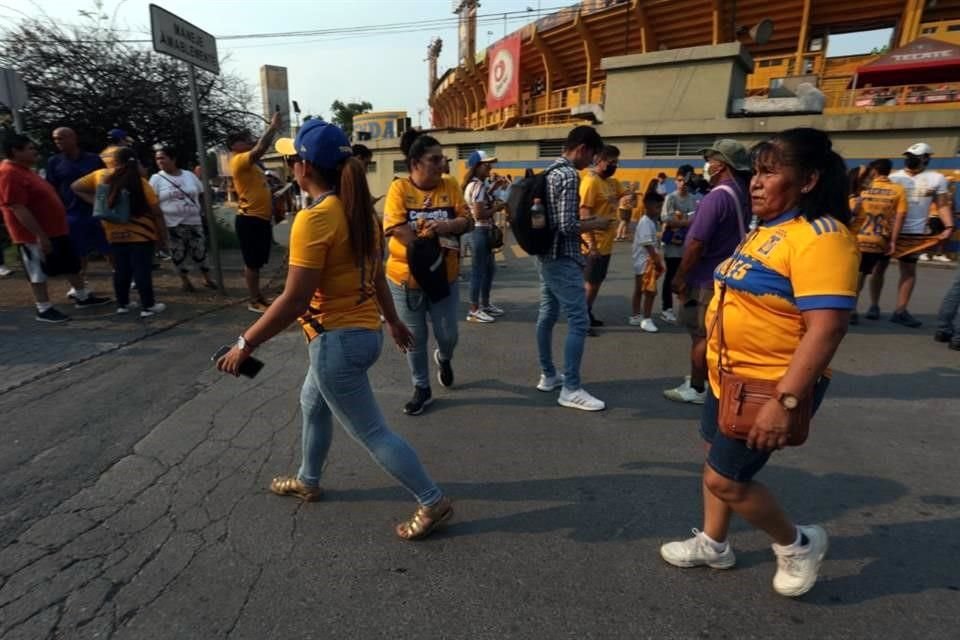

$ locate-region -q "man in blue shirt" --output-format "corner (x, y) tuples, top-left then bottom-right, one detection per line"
(46, 127), (107, 289)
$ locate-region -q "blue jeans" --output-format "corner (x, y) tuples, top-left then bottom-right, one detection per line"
(297, 328), (442, 507)
(936, 266), (960, 334)
(389, 280), (460, 389)
(469, 227), (496, 306)
(536, 255), (589, 391)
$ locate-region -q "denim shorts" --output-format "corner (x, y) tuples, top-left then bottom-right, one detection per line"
(700, 376), (831, 483)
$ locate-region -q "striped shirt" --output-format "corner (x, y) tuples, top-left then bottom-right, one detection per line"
(545, 157), (583, 264)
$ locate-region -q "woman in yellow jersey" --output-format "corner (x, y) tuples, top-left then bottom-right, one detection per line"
(384, 129), (473, 416)
(71, 147), (168, 317)
(216, 121), (452, 541)
(660, 128), (859, 597)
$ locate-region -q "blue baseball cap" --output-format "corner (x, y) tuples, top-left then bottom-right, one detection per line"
(293, 120), (352, 169)
(108, 128), (127, 141)
(467, 149), (498, 169)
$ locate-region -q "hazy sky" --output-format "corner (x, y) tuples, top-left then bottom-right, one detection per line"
(4, 0), (545, 126)
(4, 1), (891, 126)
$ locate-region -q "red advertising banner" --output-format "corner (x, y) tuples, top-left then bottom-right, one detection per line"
(486, 33), (521, 112)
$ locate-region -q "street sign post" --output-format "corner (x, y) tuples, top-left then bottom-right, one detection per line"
(149, 4), (224, 292)
(0, 67), (28, 133)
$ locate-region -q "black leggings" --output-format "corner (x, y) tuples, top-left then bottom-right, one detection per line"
(112, 242), (155, 308)
(662, 256), (682, 311)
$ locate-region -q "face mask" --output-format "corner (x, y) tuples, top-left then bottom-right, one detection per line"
(600, 164), (617, 179)
(703, 162), (712, 183)
(904, 155), (924, 171)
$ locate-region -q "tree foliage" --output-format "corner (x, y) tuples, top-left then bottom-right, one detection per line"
(0, 18), (262, 169)
(330, 100), (372, 137)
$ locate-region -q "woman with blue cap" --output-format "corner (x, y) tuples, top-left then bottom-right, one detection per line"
(461, 149), (505, 323)
(217, 120), (453, 541)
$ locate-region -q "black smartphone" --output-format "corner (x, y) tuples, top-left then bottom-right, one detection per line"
(211, 344), (265, 379)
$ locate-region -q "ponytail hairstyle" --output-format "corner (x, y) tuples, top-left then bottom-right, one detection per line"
(751, 127), (851, 225)
(400, 128), (440, 172)
(460, 164), (480, 192)
(314, 156), (378, 284)
(107, 147), (148, 216)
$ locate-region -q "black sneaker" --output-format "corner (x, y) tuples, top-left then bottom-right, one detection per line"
(434, 349), (454, 388)
(36, 307), (70, 323)
(404, 386), (433, 416)
(934, 329), (954, 343)
(849, 311), (859, 325)
(890, 310), (922, 328)
(949, 338), (960, 352)
(589, 312), (604, 327)
(865, 305), (880, 320)
(74, 294), (112, 308)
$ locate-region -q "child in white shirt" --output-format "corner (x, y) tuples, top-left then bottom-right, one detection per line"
(630, 199), (665, 332)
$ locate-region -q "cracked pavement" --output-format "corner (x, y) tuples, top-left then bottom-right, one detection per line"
(1, 250), (958, 639)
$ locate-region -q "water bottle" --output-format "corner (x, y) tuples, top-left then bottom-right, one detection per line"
(530, 197), (546, 230)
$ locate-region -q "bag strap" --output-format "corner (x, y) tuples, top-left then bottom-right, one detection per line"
(709, 229), (759, 380)
(713, 183), (747, 240)
(158, 173), (200, 208)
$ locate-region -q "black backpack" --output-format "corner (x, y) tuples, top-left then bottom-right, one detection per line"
(507, 165), (561, 255)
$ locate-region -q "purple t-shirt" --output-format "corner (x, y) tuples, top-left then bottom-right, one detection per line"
(684, 176), (751, 288)
(46, 152), (104, 218)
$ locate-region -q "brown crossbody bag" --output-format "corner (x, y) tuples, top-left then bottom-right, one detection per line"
(713, 238), (813, 447)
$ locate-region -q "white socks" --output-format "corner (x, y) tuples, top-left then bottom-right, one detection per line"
(36, 301), (53, 313)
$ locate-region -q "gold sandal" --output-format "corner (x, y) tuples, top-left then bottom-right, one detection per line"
(395, 497), (453, 541)
(269, 475), (323, 502)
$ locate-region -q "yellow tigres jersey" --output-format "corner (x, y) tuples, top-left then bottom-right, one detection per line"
(229, 151), (272, 220)
(73, 169), (159, 244)
(579, 171), (624, 256)
(289, 195), (381, 341)
(851, 176), (907, 254)
(706, 211), (859, 396)
(383, 176), (467, 288)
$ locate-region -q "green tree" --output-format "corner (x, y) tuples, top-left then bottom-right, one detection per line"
(0, 18), (260, 168)
(330, 100), (372, 137)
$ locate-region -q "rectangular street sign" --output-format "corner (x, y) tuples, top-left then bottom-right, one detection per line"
(149, 4), (219, 75)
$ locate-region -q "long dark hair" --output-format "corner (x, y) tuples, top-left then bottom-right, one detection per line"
(106, 147), (147, 216)
(751, 128), (851, 225)
(314, 157), (378, 277)
(461, 163), (483, 192)
(400, 129), (440, 172)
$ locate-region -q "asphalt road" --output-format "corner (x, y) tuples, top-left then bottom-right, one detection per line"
(1, 243), (958, 639)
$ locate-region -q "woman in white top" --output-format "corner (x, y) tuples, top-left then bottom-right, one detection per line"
(150, 147), (216, 291)
(461, 150), (504, 323)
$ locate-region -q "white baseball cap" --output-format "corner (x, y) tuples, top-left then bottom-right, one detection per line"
(904, 142), (933, 156)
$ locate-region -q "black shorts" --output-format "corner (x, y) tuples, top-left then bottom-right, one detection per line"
(18, 235), (81, 283)
(583, 253), (611, 285)
(235, 215), (272, 269)
(859, 251), (888, 274)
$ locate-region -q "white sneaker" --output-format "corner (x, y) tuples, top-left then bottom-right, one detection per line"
(640, 318), (659, 333)
(932, 255), (953, 263)
(467, 308), (496, 323)
(660, 308), (678, 324)
(663, 378), (704, 404)
(628, 314), (644, 326)
(660, 529), (736, 569)
(558, 387), (605, 411)
(772, 525), (829, 597)
(536, 373), (564, 392)
(116, 302), (140, 314)
(0, 265), (13, 277)
(140, 302), (166, 318)
(918, 253), (930, 261)
(482, 303), (505, 317)
(67, 286), (78, 299)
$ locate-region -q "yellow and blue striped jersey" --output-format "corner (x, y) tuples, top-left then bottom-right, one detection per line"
(706, 211), (859, 395)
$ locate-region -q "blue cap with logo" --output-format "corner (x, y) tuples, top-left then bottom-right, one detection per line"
(293, 120), (353, 169)
(467, 149), (498, 169)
